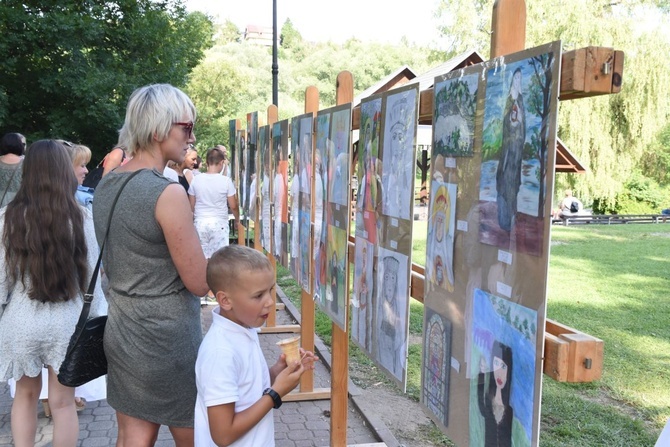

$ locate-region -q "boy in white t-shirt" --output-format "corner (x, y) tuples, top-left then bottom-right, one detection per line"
(195, 245), (318, 447)
(188, 147), (240, 258)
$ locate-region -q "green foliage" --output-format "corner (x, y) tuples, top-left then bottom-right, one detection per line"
(0, 0), (214, 161)
(217, 19), (241, 44)
(592, 172), (668, 213)
(437, 0), (670, 207)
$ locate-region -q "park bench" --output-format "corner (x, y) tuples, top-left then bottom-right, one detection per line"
(554, 213), (669, 225)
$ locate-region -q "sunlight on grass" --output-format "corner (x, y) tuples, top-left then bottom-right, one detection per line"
(274, 224), (670, 445)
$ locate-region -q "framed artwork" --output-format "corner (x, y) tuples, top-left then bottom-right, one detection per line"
(374, 246), (410, 387)
(228, 119), (237, 181)
(433, 73), (478, 157)
(478, 46), (559, 256)
(313, 111), (331, 303)
(245, 112), (258, 220)
(289, 113), (313, 292)
(272, 120), (289, 267)
(351, 237), (375, 352)
(381, 84), (419, 221)
(425, 181), (457, 294)
(469, 289), (537, 447)
(258, 125), (272, 253)
(355, 94), (383, 244)
(422, 306), (452, 429)
(314, 103), (352, 331)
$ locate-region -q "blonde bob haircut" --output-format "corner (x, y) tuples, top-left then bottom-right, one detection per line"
(68, 144), (92, 167)
(118, 84), (196, 157)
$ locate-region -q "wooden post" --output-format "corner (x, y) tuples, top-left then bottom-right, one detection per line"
(330, 71), (354, 447)
(490, 0), (526, 58)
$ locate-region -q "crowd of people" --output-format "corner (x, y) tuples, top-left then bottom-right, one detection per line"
(0, 83), (316, 447)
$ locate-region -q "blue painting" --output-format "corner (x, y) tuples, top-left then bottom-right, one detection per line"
(478, 50), (557, 256)
(469, 289), (537, 447)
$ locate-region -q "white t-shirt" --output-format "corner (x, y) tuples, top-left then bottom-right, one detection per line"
(188, 174), (236, 220)
(195, 307), (273, 447)
(163, 165), (179, 182)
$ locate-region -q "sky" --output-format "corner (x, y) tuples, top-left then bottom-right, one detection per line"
(184, 0), (444, 46)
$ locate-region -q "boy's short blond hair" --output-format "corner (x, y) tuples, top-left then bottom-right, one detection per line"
(207, 245), (272, 294)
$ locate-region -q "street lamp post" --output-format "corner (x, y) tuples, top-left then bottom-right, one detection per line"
(272, 0), (278, 106)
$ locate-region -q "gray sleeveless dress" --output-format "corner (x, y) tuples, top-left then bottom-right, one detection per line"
(93, 169), (202, 427)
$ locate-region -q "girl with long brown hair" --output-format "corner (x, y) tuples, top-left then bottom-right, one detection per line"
(0, 139), (106, 446)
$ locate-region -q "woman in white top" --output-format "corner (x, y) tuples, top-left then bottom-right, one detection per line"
(188, 147), (240, 258)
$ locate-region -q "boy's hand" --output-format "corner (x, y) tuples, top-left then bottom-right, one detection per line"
(272, 359), (304, 397)
(298, 348), (318, 371)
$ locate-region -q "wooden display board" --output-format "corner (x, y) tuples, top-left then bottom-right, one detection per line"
(420, 40), (561, 447)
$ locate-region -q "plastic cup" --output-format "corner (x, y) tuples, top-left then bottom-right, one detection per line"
(276, 336), (301, 364)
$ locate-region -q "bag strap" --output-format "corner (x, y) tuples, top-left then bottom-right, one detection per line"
(68, 169), (144, 351)
(0, 167), (19, 206)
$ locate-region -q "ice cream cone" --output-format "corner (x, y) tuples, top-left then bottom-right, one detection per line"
(276, 336), (301, 364)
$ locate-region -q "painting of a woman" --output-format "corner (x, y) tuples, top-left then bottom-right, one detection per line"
(477, 341), (514, 447)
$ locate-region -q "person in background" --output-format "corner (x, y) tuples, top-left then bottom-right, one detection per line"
(215, 145), (231, 177)
(93, 84), (208, 446)
(192, 153), (203, 177)
(60, 142), (94, 211)
(0, 140), (106, 447)
(174, 146), (198, 192)
(0, 132), (25, 207)
(552, 189), (583, 218)
(101, 145), (129, 178)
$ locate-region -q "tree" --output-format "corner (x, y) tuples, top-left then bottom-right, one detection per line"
(0, 0), (214, 161)
(436, 0), (670, 205)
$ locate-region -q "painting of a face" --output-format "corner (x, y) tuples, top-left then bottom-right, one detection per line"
(493, 355), (508, 389)
(383, 268), (397, 301)
(390, 123), (405, 164)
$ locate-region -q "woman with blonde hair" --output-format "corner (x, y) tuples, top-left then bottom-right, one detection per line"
(0, 140), (106, 447)
(93, 83), (208, 446)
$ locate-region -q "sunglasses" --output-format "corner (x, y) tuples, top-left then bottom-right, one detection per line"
(173, 121), (194, 138)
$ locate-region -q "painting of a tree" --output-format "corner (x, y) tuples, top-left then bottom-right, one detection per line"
(527, 52), (555, 217)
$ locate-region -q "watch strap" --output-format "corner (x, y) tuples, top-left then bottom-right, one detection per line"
(263, 387), (282, 409)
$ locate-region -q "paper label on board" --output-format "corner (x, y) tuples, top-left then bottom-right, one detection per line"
(498, 250), (513, 265)
(335, 220), (340, 227)
(457, 220), (468, 232)
(391, 218), (399, 227)
(444, 157), (457, 169)
(496, 282), (512, 298)
(451, 357), (460, 373)
(390, 240), (398, 250)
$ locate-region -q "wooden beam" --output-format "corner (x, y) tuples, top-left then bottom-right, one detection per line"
(490, 0), (527, 58)
(560, 47), (624, 100)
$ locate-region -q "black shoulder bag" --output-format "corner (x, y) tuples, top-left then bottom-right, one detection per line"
(58, 169), (142, 387)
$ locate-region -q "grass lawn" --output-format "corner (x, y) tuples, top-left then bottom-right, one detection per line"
(277, 223), (670, 446)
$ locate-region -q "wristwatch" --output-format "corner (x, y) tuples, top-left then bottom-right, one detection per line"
(263, 388), (282, 409)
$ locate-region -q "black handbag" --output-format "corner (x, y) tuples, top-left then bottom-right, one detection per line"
(58, 169), (142, 387)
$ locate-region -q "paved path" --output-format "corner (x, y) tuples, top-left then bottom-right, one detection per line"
(0, 287), (394, 446)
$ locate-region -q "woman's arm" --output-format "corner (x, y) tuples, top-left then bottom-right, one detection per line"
(102, 148), (125, 177)
(188, 194), (196, 213)
(156, 184), (208, 296)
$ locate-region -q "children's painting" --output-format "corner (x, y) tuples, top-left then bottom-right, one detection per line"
(234, 129), (245, 199)
(478, 45), (559, 256)
(374, 247), (410, 387)
(355, 95), (382, 244)
(272, 120), (289, 267)
(469, 288), (537, 447)
(421, 306), (452, 429)
(351, 237), (375, 352)
(245, 112), (258, 220)
(381, 85), (419, 221)
(298, 115), (313, 292)
(328, 108), (351, 207)
(289, 115), (306, 287)
(433, 73), (478, 157)
(228, 120), (237, 182)
(313, 111), (331, 302)
(258, 125), (272, 253)
(425, 181), (457, 294)
(323, 224), (348, 330)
